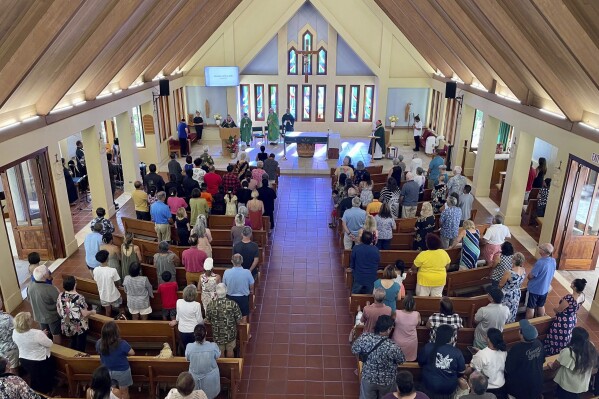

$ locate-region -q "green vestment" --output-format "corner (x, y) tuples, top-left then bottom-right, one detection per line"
(267, 112), (279, 142)
(370, 125), (386, 154)
(240, 116), (252, 144)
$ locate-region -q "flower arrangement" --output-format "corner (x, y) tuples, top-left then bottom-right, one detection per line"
(388, 115), (399, 123)
(225, 135), (239, 154)
(213, 113), (222, 121)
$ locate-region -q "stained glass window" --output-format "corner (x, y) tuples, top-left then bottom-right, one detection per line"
(317, 48), (327, 75)
(131, 106), (145, 147)
(268, 85), (278, 114)
(254, 84), (264, 121)
(302, 85), (311, 121)
(316, 85), (326, 122)
(363, 85), (374, 122)
(302, 31), (312, 75)
(288, 85), (297, 119)
(334, 85), (345, 122)
(240, 84), (250, 116)
(349, 85), (360, 122)
(288, 48), (297, 75)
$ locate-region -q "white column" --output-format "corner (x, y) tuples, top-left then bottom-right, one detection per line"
(539, 149), (569, 246)
(472, 115), (500, 197)
(451, 104), (475, 170)
(500, 129), (534, 225)
(114, 111), (141, 194)
(81, 124), (115, 217)
(0, 213), (22, 312)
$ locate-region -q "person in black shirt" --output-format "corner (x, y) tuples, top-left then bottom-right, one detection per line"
(232, 226), (260, 276)
(181, 168), (200, 203)
(255, 146), (268, 162)
(75, 140), (86, 175)
(144, 164), (165, 192)
(236, 180), (252, 207)
(281, 108), (295, 132)
(193, 111), (204, 141)
(167, 153), (183, 183)
(106, 153), (119, 209)
(504, 319), (545, 399)
(165, 174), (184, 199)
(211, 186), (226, 215)
(257, 179), (277, 228)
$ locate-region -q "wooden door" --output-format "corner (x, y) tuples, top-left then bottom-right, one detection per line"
(555, 158), (599, 270)
(0, 150), (64, 260)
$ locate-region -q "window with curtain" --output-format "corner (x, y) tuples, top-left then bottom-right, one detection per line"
(470, 109), (484, 150)
(302, 85), (312, 121)
(100, 121), (108, 144)
(497, 121), (512, 151)
(254, 84), (264, 121)
(317, 48), (327, 75)
(302, 31), (313, 75)
(240, 85), (250, 116)
(288, 85), (298, 119)
(316, 85), (326, 122)
(363, 85), (374, 122)
(288, 48), (297, 75)
(349, 85), (360, 122)
(334, 85), (345, 122)
(268, 85), (278, 114)
(131, 106), (145, 147)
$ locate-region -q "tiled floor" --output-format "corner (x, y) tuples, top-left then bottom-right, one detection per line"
(13, 172), (599, 398)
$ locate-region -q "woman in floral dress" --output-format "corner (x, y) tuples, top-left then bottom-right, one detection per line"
(199, 259), (220, 313)
(413, 202), (435, 251)
(56, 275), (96, 352)
(430, 175), (447, 214)
(499, 252), (526, 323)
(544, 278), (587, 356)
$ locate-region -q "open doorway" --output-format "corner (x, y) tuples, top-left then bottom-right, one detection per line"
(0, 148), (65, 287)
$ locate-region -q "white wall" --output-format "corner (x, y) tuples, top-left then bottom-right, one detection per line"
(532, 137), (558, 169)
(386, 88), (429, 127)
(185, 86), (229, 125)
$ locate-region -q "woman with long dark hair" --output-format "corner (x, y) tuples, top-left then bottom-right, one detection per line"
(469, 328), (507, 398)
(544, 279), (587, 355)
(418, 324), (465, 398)
(551, 327), (597, 399)
(96, 322), (134, 399)
(86, 366), (118, 399)
(532, 157), (547, 188)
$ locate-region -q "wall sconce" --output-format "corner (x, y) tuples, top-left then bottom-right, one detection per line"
(509, 137), (517, 159)
(53, 153), (64, 180)
(552, 160), (563, 186)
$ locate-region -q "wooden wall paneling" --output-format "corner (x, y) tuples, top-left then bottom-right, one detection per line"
(141, 0), (213, 81)
(562, 1), (599, 50)
(84, 1), (183, 100)
(163, 0), (242, 75)
(118, 0), (200, 89)
(142, 115), (155, 135)
(406, 0), (494, 89)
(36, 0), (145, 115)
(468, 0), (583, 121)
(0, 0), (84, 109)
(375, 0), (453, 77)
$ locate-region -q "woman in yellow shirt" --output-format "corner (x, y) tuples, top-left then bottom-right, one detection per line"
(411, 233), (451, 297)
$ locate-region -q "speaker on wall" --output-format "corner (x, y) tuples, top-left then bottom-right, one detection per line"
(159, 79), (170, 96)
(445, 81), (457, 99)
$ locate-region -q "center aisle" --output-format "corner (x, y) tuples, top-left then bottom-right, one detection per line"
(240, 176), (359, 399)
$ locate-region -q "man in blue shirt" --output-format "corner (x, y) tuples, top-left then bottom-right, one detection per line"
(427, 150), (445, 187)
(223, 254), (254, 323)
(350, 231), (380, 294)
(439, 196), (461, 248)
(150, 191), (173, 243)
(526, 243), (556, 319)
(341, 197), (366, 249)
(177, 118), (189, 157)
(84, 223), (103, 273)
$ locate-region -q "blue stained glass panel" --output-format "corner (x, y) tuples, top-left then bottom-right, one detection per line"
(302, 85), (311, 121)
(289, 49), (297, 74)
(289, 86), (297, 119)
(316, 85), (325, 121)
(349, 86), (359, 121)
(240, 85), (250, 116)
(269, 85), (277, 112)
(255, 85), (264, 120)
(335, 86), (345, 121)
(318, 49), (326, 74)
(363, 86), (373, 121)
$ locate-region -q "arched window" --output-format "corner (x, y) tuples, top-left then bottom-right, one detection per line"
(302, 31), (313, 75)
(288, 48), (297, 75)
(317, 47), (327, 75)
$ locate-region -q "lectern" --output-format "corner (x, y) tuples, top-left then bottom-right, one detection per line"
(219, 127), (240, 155)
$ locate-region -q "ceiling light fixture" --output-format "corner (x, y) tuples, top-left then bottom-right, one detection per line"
(498, 94), (520, 104)
(128, 82), (143, 89)
(0, 121), (21, 131)
(97, 92), (112, 99)
(579, 122), (599, 131)
(50, 105), (74, 113)
(22, 116), (40, 123)
(113, 89), (122, 94)
(470, 82), (487, 92)
(73, 100), (87, 106)
(539, 108), (566, 120)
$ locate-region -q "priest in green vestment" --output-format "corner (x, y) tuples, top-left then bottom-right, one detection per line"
(240, 112), (252, 146)
(369, 119), (386, 160)
(267, 108), (280, 144)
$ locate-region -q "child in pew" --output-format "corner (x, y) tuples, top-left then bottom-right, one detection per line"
(93, 250), (124, 318)
(394, 260), (406, 298)
(157, 271), (178, 321)
(329, 190), (339, 228)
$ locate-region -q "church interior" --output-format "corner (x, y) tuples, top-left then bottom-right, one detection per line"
(0, 0), (599, 398)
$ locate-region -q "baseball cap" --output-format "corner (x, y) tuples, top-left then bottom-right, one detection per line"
(519, 319), (538, 341)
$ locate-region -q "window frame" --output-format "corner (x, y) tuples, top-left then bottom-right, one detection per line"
(288, 47), (298, 75)
(302, 30), (313, 76)
(317, 47), (327, 75)
(254, 84), (265, 121)
(302, 84), (312, 122)
(316, 85), (326, 122)
(362, 85), (374, 123)
(287, 84), (298, 120)
(239, 84), (251, 116)
(131, 106), (145, 148)
(334, 85), (346, 122)
(268, 84), (278, 115)
(470, 109), (484, 151)
(348, 85), (360, 122)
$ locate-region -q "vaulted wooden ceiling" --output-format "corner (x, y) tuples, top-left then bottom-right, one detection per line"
(375, 0), (599, 124)
(1, 0), (598, 127)
(0, 0), (241, 117)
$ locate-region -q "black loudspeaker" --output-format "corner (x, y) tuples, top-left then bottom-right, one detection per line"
(445, 81), (457, 99)
(159, 79), (170, 96)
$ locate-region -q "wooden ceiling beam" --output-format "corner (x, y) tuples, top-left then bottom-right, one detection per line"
(404, 0), (494, 90)
(0, 0), (84, 110)
(374, 0), (451, 77)
(563, 0), (599, 50)
(118, 1), (203, 89)
(36, 0), (147, 115)
(0, 0), (46, 68)
(141, 0), (215, 81)
(163, 0), (242, 75)
(387, 0), (473, 83)
(530, 0), (599, 92)
(84, 1), (187, 100)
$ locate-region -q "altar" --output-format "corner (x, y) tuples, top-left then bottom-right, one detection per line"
(283, 131), (340, 158)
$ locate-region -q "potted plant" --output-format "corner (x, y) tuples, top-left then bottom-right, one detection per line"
(388, 115), (399, 128)
(225, 135), (239, 158)
(213, 113), (222, 125)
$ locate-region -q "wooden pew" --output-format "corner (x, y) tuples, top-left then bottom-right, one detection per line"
(208, 215), (270, 233)
(52, 345), (243, 399)
(445, 266), (492, 297)
(341, 248), (462, 269)
(390, 233), (415, 250)
(344, 269), (416, 292)
(139, 263), (259, 290)
(210, 228), (267, 247)
(121, 217), (171, 241)
(396, 218), (418, 232)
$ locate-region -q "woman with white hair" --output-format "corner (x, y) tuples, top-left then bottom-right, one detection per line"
(194, 224), (213, 258)
(335, 156), (354, 182)
(480, 214), (511, 265)
(199, 259), (220, 312)
(235, 152), (249, 181)
(251, 161), (266, 187)
(192, 214), (212, 243)
(413, 202), (435, 251)
(447, 166), (467, 197)
(410, 153), (422, 175)
(231, 213), (246, 248)
(170, 285), (204, 356)
(388, 157), (404, 183)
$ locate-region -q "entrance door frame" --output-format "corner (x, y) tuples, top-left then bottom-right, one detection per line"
(0, 147), (66, 260)
(553, 154), (599, 270)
